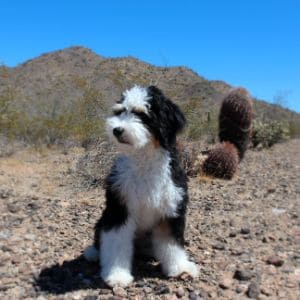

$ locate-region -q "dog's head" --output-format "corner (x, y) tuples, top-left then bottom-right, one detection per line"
(106, 85), (186, 151)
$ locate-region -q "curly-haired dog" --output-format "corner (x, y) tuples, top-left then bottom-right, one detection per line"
(83, 85), (199, 287)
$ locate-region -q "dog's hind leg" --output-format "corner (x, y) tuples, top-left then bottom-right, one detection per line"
(152, 220), (199, 278)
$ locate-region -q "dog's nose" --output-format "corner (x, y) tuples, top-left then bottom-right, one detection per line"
(113, 127), (124, 137)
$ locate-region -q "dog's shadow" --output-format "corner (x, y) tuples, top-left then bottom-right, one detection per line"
(35, 253), (164, 295)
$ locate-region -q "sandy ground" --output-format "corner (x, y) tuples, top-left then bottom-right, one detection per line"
(0, 140), (299, 299)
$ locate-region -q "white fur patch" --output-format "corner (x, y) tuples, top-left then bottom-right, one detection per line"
(111, 146), (184, 231)
(120, 85), (151, 114)
(153, 234), (199, 278)
(106, 113), (150, 150)
(100, 219), (136, 287)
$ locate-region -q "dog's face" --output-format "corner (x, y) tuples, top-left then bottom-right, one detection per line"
(106, 85), (186, 151)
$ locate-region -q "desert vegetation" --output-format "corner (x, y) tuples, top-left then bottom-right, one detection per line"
(0, 83), (105, 146)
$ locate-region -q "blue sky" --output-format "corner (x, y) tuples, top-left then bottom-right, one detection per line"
(1, 0), (299, 112)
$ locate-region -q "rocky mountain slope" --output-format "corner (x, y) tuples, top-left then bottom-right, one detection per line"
(1, 46), (299, 123)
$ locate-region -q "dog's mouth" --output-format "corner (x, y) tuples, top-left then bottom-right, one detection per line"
(116, 135), (131, 145)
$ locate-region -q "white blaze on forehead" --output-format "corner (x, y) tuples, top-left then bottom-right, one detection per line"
(114, 85), (151, 114)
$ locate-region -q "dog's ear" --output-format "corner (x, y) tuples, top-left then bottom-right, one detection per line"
(147, 86), (186, 134)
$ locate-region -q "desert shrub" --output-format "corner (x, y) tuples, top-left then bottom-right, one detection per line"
(252, 120), (290, 148)
(186, 113), (218, 142)
(0, 85), (105, 145)
(181, 98), (218, 142)
(289, 121), (300, 138)
(177, 139), (199, 176)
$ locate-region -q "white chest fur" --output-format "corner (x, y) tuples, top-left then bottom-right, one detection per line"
(111, 149), (184, 230)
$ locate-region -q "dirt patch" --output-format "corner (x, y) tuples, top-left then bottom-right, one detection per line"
(0, 140), (299, 299)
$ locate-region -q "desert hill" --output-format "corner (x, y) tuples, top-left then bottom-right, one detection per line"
(1, 46), (299, 122)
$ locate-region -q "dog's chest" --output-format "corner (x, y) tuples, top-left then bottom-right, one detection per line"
(113, 155), (183, 229)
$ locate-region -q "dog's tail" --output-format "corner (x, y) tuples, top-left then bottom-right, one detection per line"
(202, 88), (253, 179)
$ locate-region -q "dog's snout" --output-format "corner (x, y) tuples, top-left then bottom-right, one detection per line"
(113, 127), (124, 137)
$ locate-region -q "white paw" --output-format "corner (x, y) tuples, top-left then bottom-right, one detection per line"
(166, 260), (199, 278)
(83, 245), (99, 262)
(101, 269), (133, 287)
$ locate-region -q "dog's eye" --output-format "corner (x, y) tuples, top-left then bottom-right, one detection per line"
(131, 109), (147, 117)
(113, 108), (126, 116)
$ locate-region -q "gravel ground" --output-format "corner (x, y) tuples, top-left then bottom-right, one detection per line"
(0, 140), (299, 300)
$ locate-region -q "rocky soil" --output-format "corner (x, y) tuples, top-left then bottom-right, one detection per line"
(0, 140), (299, 299)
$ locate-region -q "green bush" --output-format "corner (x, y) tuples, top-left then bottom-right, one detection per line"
(252, 120), (290, 148)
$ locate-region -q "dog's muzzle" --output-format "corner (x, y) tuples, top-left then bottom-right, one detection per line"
(113, 127), (129, 144)
(113, 127), (124, 138)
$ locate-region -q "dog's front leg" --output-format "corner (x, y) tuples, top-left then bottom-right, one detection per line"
(152, 220), (199, 278)
(100, 218), (136, 287)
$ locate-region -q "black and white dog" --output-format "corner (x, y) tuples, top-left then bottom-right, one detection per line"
(84, 85), (199, 287)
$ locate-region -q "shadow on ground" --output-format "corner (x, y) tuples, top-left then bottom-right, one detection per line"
(35, 254), (164, 295)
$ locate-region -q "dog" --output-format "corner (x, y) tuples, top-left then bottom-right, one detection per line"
(83, 85), (199, 287)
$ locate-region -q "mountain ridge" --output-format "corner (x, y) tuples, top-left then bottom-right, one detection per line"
(1, 46), (299, 123)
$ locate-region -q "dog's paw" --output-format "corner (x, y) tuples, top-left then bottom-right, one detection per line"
(83, 245), (99, 262)
(166, 260), (199, 278)
(102, 269), (133, 287)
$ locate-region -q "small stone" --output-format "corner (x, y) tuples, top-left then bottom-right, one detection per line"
(198, 288), (209, 299)
(246, 282), (260, 299)
(186, 285), (194, 292)
(176, 287), (185, 297)
(143, 287), (152, 294)
(27, 202), (39, 210)
(219, 274), (233, 289)
(240, 227), (250, 234)
(155, 284), (171, 295)
(260, 286), (272, 296)
(188, 292), (199, 300)
(112, 286), (127, 297)
(229, 219), (235, 227)
(24, 234), (36, 241)
(266, 265), (277, 275)
(165, 295), (178, 300)
(1, 245), (12, 252)
(0, 230), (12, 240)
(233, 269), (253, 281)
(291, 212), (298, 219)
(230, 248), (244, 256)
(268, 235), (276, 241)
(266, 255), (284, 267)
(212, 243), (226, 250)
(135, 280), (145, 287)
(229, 231), (237, 237)
(0, 189), (11, 199)
(7, 203), (20, 213)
